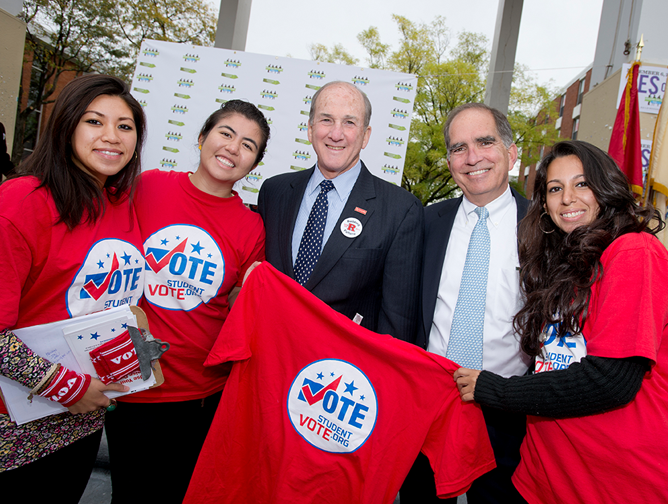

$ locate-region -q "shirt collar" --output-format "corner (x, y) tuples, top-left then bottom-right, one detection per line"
(461, 186), (513, 227)
(307, 161), (362, 202)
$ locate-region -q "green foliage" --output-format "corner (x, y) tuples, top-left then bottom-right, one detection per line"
(112, 0), (217, 79)
(356, 27), (389, 69)
(311, 15), (559, 206)
(13, 0), (217, 165)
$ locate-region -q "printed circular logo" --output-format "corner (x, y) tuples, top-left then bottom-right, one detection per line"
(143, 224), (224, 311)
(340, 218), (363, 238)
(67, 238), (144, 317)
(287, 359), (378, 453)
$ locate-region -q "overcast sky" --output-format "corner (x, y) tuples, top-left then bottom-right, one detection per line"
(241, 0), (604, 91)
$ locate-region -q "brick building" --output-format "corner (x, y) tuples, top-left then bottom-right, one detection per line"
(518, 66), (592, 199)
(18, 46), (83, 161)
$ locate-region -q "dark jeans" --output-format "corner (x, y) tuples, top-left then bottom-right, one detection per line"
(0, 428), (102, 504)
(105, 391), (221, 504)
(400, 406), (527, 504)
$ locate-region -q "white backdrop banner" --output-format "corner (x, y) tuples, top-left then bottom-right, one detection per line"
(130, 40), (417, 205)
(616, 64), (667, 114)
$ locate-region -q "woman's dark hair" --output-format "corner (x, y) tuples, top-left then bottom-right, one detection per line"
(513, 140), (663, 357)
(198, 100), (271, 166)
(15, 74), (146, 229)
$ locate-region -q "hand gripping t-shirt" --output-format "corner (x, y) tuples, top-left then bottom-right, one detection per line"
(127, 170), (265, 403)
(184, 263), (495, 504)
(512, 232), (668, 504)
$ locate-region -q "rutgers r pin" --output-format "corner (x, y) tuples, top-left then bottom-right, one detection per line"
(340, 218), (363, 238)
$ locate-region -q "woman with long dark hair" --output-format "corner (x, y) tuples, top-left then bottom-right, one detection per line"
(454, 140), (668, 503)
(105, 100), (269, 503)
(0, 74), (146, 501)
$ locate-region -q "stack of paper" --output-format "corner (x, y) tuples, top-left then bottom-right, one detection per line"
(0, 305), (156, 425)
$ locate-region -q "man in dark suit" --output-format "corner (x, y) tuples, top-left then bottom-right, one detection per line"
(257, 81), (423, 342)
(401, 103), (531, 504)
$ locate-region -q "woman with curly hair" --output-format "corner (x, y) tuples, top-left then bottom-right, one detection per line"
(0, 74), (146, 501)
(454, 140), (668, 503)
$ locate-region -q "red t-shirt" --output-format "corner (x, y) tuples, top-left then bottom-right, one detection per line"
(0, 176), (144, 414)
(184, 263), (495, 504)
(513, 232), (668, 503)
(126, 170), (265, 403)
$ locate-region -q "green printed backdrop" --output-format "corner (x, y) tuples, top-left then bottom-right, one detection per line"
(131, 40), (417, 204)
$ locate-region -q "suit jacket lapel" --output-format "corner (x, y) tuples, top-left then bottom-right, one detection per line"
(422, 197), (460, 336)
(305, 164), (376, 291)
(282, 167), (313, 277)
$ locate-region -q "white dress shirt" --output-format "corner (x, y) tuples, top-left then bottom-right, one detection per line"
(291, 162), (361, 265)
(428, 186), (531, 377)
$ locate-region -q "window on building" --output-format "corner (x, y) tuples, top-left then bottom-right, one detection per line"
(572, 118), (580, 140)
(559, 95), (566, 117)
(22, 64), (45, 159)
(576, 78), (586, 106)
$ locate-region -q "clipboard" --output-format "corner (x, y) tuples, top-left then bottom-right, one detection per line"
(0, 305), (165, 425)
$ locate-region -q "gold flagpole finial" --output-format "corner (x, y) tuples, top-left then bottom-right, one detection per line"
(636, 34), (645, 61)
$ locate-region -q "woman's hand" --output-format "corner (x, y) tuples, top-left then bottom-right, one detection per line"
(453, 367), (481, 402)
(67, 377), (128, 414)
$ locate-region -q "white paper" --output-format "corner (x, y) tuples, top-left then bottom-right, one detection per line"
(63, 312), (137, 376)
(0, 305), (156, 425)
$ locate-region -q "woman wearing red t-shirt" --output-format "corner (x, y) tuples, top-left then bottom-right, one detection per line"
(455, 140), (668, 503)
(0, 75), (146, 502)
(105, 100), (269, 503)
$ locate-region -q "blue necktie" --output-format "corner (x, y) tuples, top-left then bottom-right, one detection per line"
(294, 180), (335, 285)
(446, 206), (490, 369)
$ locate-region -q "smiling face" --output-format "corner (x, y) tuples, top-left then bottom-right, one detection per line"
(447, 108), (517, 207)
(70, 95), (137, 187)
(545, 155), (600, 233)
(307, 83), (371, 179)
(192, 113), (263, 197)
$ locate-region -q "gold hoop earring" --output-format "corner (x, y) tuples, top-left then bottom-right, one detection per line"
(539, 211), (555, 234)
(133, 151), (138, 160)
(198, 144), (202, 151)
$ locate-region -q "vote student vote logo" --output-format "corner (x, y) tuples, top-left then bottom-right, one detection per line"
(143, 224), (224, 311)
(535, 322), (587, 373)
(287, 359), (378, 453)
(67, 238), (144, 317)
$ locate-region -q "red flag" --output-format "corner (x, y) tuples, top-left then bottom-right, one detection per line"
(608, 61), (643, 195)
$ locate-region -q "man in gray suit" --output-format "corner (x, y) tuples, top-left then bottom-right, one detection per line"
(258, 81), (423, 342)
(401, 103), (530, 503)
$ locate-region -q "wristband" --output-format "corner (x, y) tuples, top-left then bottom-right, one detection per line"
(40, 366), (91, 407)
(89, 330), (140, 384)
(27, 363), (61, 402)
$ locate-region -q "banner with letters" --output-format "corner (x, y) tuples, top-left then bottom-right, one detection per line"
(616, 63), (667, 114)
(131, 40), (417, 205)
(642, 138), (652, 185)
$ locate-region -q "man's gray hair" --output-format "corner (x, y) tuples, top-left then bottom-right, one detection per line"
(442, 103), (514, 158)
(308, 81), (372, 129)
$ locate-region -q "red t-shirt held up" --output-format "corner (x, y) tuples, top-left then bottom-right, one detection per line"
(185, 263), (495, 504)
